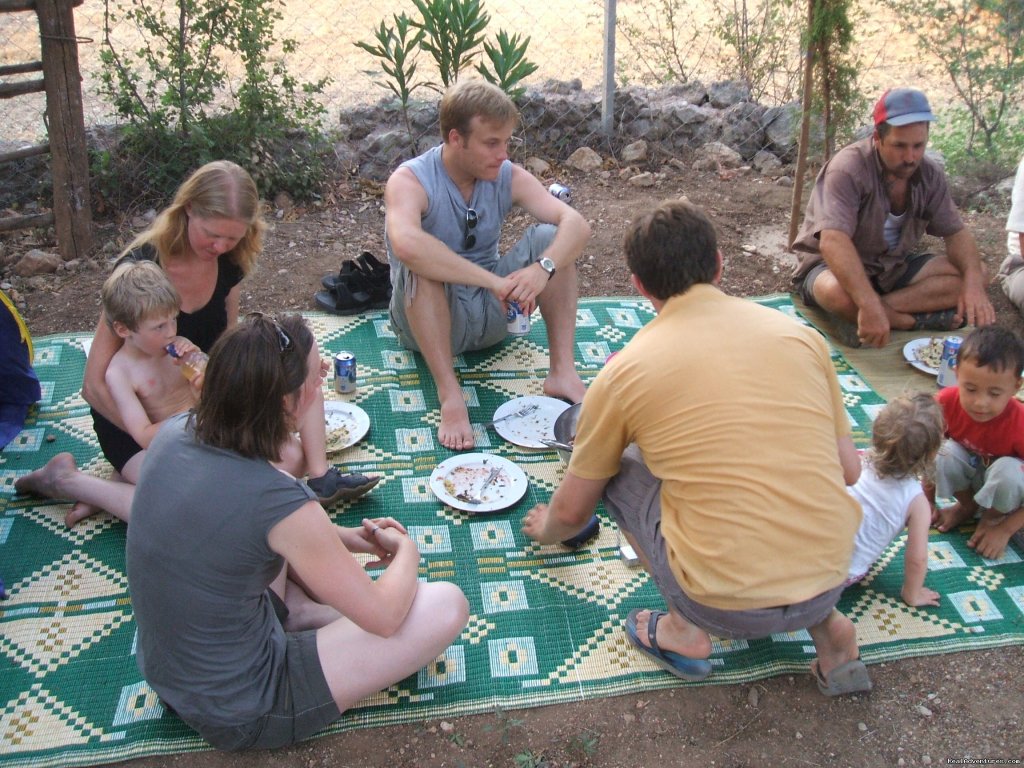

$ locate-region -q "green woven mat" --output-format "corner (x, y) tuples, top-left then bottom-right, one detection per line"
(2, 295), (1022, 768)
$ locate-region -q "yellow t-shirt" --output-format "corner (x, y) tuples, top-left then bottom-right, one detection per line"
(569, 286), (860, 610)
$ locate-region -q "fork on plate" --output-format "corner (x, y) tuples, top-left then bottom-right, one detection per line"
(484, 403), (539, 429)
(456, 465), (503, 505)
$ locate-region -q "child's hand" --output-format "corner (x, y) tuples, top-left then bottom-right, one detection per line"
(901, 585), (940, 607)
(167, 336), (199, 358)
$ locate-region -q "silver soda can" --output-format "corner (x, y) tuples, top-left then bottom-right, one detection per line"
(506, 300), (530, 335)
(548, 183), (571, 203)
(333, 352), (357, 394)
(936, 335), (962, 388)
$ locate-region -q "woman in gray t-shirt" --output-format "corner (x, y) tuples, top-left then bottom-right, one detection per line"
(126, 314), (468, 750)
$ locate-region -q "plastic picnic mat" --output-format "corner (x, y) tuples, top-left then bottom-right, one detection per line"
(2, 295), (1022, 768)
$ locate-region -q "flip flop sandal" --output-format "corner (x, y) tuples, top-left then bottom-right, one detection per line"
(912, 308), (966, 332)
(624, 608), (712, 681)
(812, 658), (873, 696)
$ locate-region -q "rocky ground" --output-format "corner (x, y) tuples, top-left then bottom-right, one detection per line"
(3, 162), (1023, 767)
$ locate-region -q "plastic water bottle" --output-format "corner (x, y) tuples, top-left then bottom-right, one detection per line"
(165, 339), (208, 382)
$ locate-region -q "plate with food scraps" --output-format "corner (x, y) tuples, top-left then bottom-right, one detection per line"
(903, 337), (943, 376)
(429, 453), (528, 513)
(324, 401), (370, 452)
(490, 395), (572, 448)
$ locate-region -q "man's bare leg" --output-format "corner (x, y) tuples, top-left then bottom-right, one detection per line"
(537, 261), (586, 403)
(15, 452), (134, 525)
(807, 609), (862, 681)
(813, 262), (963, 330)
(403, 276), (474, 450)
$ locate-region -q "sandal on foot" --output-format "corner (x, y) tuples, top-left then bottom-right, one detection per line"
(831, 318), (861, 349)
(307, 468), (380, 505)
(912, 308), (965, 332)
(624, 608), (712, 681)
(812, 658), (872, 697)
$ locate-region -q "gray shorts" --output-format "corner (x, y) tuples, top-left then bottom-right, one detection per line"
(389, 223), (556, 355)
(935, 439), (1024, 514)
(194, 629), (341, 751)
(602, 445), (843, 640)
(798, 252), (935, 307)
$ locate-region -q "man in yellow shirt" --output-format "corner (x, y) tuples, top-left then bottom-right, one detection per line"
(523, 200), (870, 696)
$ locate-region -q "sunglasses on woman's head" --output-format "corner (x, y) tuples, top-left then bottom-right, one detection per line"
(245, 311), (292, 354)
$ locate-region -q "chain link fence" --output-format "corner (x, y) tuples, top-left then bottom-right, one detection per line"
(2, 0), (948, 141)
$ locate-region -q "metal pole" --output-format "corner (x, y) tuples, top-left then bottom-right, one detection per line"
(602, 0), (616, 135)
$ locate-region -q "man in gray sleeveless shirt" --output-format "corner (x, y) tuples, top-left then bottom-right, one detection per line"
(791, 88), (994, 349)
(385, 79), (591, 450)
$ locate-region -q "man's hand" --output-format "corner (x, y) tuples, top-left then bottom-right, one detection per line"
(855, 299), (892, 348)
(501, 263), (550, 315)
(956, 272), (996, 329)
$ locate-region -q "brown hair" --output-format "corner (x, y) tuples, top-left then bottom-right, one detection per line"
(121, 160), (266, 275)
(101, 261), (180, 331)
(623, 199), (719, 301)
(193, 314), (314, 461)
(439, 79), (519, 141)
(867, 393), (944, 481)
(957, 325), (1024, 377)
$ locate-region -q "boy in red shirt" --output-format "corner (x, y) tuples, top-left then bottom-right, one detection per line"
(934, 326), (1024, 558)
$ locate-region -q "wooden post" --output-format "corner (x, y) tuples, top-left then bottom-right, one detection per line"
(788, 0), (817, 250)
(35, 0), (92, 260)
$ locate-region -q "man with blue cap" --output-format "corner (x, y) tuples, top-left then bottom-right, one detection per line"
(791, 88), (995, 348)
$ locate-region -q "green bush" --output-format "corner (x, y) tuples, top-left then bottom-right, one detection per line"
(96, 0), (330, 207)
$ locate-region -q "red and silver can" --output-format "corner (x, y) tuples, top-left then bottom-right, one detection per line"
(936, 335), (962, 388)
(548, 183), (571, 203)
(333, 352), (357, 394)
(506, 300), (530, 335)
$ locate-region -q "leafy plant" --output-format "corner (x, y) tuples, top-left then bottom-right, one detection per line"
(806, 0), (863, 157)
(411, 0), (490, 89)
(354, 14), (426, 145)
(885, 0), (1024, 161)
(570, 729), (600, 757)
(97, 0), (329, 205)
(513, 750), (543, 768)
(476, 31), (538, 100)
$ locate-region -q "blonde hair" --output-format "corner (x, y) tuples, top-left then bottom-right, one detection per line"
(120, 160), (266, 275)
(867, 393), (945, 481)
(102, 261), (180, 331)
(439, 79), (519, 141)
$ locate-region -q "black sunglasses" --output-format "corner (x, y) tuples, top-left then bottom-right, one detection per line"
(245, 311), (292, 354)
(463, 208), (478, 250)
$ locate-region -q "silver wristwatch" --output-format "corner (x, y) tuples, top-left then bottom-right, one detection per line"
(538, 257), (556, 279)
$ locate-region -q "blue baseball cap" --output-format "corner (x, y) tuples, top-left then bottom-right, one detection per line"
(873, 88), (935, 127)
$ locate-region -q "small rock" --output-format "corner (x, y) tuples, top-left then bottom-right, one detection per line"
(628, 172), (655, 187)
(747, 686), (759, 707)
(741, 244), (757, 254)
(916, 704), (933, 717)
(776, 176), (794, 187)
(439, 721), (454, 733)
(566, 146), (603, 172)
(13, 249), (61, 277)
(898, 759), (905, 767)
(623, 712), (635, 723)
(857, 722), (867, 731)
(922, 757), (932, 765)
(621, 139), (648, 164)
(524, 156), (551, 175)
(795, 731), (803, 740)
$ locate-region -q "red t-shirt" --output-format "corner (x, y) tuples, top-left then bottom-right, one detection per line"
(937, 386), (1024, 461)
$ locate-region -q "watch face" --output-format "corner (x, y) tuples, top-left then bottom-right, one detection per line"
(540, 258), (555, 274)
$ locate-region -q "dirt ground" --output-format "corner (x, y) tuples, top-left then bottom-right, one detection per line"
(5, 164), (1024, 767)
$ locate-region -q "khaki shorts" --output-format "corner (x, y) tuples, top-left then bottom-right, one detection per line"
(389, 224), (556, 355)
(602, 445), (843, 640)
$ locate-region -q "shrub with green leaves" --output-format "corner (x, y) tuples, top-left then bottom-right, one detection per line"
(97, 0), (329, 207)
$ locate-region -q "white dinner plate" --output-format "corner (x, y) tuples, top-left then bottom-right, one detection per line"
(491, 395), (572, 448)
(429, 453), (529, 514)
(902, 337), (940, 376)
(324, 401), (370, 452)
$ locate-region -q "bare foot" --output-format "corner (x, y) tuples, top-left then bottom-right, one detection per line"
(630, 608), (712, 660)
(935, 502), (977, 532)
(65, 501), (103, 528)
(543, 369), (587, 404)
(14, 452), (77, 499)
(968, 511), (1012, 559)
(438, 397), (474, 451)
